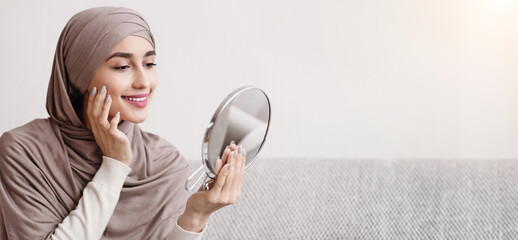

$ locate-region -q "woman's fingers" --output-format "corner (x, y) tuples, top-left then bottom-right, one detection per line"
(229, 141), (237, 151)
(220, 147), (231, 166)
(109, 111), (120, 134)
(88, 85), (113, 130)
(211, 163), (229, 193)
(231, 146), (245, 198)
(92, 85), (106, 119)
(100, 93), (111, 127)
(221, 150), (236, 200)
(87, 86), (96, 113)
(87, 87), (97, 126)
(214, 157), (222, 175)
(232, 147), (243, 181)
(94, 86), (109, 126)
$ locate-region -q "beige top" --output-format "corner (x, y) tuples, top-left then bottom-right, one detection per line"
(51, 156), (204, 240)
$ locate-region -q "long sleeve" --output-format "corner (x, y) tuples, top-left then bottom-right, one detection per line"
(50, 156), (205, 240)
(167, 220), (206, 240)
(51, 156), (131, 239)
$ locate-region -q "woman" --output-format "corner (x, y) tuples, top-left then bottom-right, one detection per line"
(0, 7), (244, 239)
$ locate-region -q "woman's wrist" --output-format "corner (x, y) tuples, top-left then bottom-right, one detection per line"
(177, 210), (209, 233)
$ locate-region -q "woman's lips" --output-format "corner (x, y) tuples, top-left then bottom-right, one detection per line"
(123, 93), (148, 98)
(121, 94), (148, 108)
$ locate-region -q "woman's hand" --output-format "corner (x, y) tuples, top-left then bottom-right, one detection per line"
(213, 141), (241, 175)
(87, 85), (133, 166)
(177, 143), (246, 232)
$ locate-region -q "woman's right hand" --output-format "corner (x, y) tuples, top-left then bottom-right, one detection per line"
(213, 141), (240, 174)
(87, 85), (133, 166)
(177, 141), (245, 232)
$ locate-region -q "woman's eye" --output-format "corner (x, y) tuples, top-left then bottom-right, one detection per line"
(146, 63), (157, 68)
(113, 65), (130, 70)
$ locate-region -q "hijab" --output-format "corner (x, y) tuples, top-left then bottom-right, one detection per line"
(0, 7), (190, 239)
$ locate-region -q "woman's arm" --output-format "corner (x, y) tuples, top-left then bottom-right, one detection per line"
(175, 142), (246, 234)
(51, 156), (131, 239)
(36, 85), (134, 239)
(52, 155), (205, 240)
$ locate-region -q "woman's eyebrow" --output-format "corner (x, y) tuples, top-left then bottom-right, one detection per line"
(145, 50), (156, 57)
(106, 50), (156, 61)
(106, 52), (132, 61)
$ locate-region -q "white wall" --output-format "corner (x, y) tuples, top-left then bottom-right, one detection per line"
(1, 0), (517, 161)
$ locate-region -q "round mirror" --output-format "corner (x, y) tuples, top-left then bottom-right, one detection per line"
(185, 86), (271, 191)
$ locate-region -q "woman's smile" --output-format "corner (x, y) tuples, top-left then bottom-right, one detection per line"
(121, 93), (148, 108)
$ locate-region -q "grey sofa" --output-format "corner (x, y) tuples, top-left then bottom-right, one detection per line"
(198, 158), (518, 239)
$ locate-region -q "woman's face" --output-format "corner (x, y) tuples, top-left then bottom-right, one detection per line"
(86, 35), (158, 124)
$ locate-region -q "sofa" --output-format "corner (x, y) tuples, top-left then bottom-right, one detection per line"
(195, 158), (518, 239)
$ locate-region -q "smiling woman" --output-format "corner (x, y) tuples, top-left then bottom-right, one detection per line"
(80, 36), (158, 127)
(0, 6), (244, 240)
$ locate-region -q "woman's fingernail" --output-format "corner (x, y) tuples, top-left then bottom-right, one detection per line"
(230, 140), (235, 145)
(238, 145), (243, 154)
(234, 150), (237, 158)
(228, 163), (232, 170)
(115, 111), (120, 118)
(99, 85), (106, 94)
(90, 87), (97, 96)
(104, 94), (110, 103)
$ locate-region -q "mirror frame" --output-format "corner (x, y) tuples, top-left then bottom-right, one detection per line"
(202, 86), (271, 178)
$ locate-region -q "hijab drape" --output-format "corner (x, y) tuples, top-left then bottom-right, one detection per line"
(0, 7), (190, 239)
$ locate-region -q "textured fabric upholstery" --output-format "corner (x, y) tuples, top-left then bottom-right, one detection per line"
(198, 158), (518, 239)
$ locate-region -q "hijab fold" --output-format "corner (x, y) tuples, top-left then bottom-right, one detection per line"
(0, 7), (189, 239)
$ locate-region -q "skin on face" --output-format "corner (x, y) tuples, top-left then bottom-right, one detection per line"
(81, 35), (158, 128)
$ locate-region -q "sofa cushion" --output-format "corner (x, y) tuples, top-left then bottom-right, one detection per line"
(202, 158), (518, 239)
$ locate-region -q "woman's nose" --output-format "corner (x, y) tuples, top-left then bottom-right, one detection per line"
(132, 67), (151, 89)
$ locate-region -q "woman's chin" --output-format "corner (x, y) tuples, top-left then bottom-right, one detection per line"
(123, 114), (148, 124)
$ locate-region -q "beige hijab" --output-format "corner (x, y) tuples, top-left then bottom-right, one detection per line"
(0, 7), (190, 239)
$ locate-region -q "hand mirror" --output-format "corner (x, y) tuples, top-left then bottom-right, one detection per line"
(185, 86), (271, 191)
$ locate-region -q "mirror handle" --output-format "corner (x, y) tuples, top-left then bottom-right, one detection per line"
(185, 165), (205, 191)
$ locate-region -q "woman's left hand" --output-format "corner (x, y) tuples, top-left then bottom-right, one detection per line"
(177, 144), (246, 232)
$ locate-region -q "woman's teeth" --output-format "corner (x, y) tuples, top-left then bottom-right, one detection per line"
(122, 96), (147, 102)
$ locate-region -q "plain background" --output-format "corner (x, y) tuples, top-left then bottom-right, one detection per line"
(0, 0), (517, 162)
